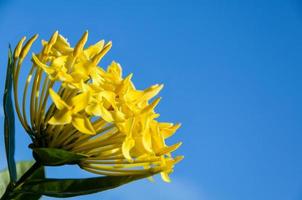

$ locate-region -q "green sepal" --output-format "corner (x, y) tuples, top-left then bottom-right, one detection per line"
(3, 46), (17, 183)
(20, 174), (152, 198)
(32, 148), (87, 166)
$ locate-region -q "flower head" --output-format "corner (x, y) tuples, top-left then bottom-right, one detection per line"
(12, 31), (183, 182)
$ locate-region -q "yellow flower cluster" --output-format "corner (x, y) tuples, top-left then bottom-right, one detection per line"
(12, 31), (183, 182)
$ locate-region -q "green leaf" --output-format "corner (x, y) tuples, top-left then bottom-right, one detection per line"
(3, 46), (16, 183)
(14, 162), (45, 200)
(20, 174), (152, 198)
(0, 161), (45, 200)
(32, 148), (87, 166)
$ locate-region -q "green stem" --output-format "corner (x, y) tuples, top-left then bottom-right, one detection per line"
(16, 162), (41, 185)
(0, 182), (14, 200)
(0, 162), (42, 200)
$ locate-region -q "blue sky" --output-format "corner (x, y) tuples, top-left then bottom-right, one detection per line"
(0, 0), (302, 199)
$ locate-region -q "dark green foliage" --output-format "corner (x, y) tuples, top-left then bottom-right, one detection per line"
(3, 46), (16, 183)
(32, 148), (88, 166)
(20, 174), (151, 198)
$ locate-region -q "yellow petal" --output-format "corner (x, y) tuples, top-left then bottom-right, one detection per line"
(141, 97), (161, 114)
(43, 31), (59, 54)
(112, 110), (126, 122)
(108, 61), (122, 79)
(53, 34), (73, 54)
(142, 130), (153, 153)
(150, 122), (166, 151)
(72, 114), (95, 135)
(160, 171), (171, 183)
(139, 84), (163, 102)
(122, 136), (135, 161)
(99, 104), (114, 122)
(69, 71), (86, 82)
(84, 40), (105, 59)
(174, 155), (184, 164)
(160, 123), (181, 139)
(141, 117), (153, 153)
(92, 41), (112, 65)
(52, 56), (67, 68)
(98, 91), (115, 102)
(32, 54), (56, 75)
(74, 31), (88, 57)
(48, 31), (59, 46)
(57, 71), (74, 82)
(85, 103), (102, 116)
(48, 109), (72, 125)
(156, 142), (182, 156)
(49, 88), (69, 110)
(90, 71), (103, 84)
(71, 92), (90, 113)
(116, 73), (133, 95)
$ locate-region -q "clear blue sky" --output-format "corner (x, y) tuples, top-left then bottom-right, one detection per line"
(0, 0), (302, 199)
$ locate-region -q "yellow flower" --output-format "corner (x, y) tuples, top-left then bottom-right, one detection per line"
(12, 31), (183, 182)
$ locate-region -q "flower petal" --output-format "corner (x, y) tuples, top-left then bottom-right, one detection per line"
(141, 97), (161, 114)
(32, 54), (56, 75)
(108, 61), (122, 80)
(85, 103), (102, 116)
(160, 171), (171, 183)
(49, 88), (69, 110)
(92, 41), (112, 65)
(74, 31), (88, 57)
(138, 84), (163, 103)
(84, 40), (105, 59)
(72, 114), (95, 135)
(122, 136), (135, 161)
(142, 130), (153, 153)
(48, 109), (72, 125)
(98, 104), (114, 122)
(160, 123), (181, 139)
(53, 34), (73, 54)
(52, 56), (67, 68)
(71, 92), (90, 113)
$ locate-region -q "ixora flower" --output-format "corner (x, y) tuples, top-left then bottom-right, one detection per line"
(12, 31), (183, 183)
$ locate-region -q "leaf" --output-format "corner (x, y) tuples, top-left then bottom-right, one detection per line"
(20, 174), (152, 198)
(32, 148), (87, 166)
(14, 162), (45, 200)
(0, 161), (45, 200)
(3, 46), (17, 183)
